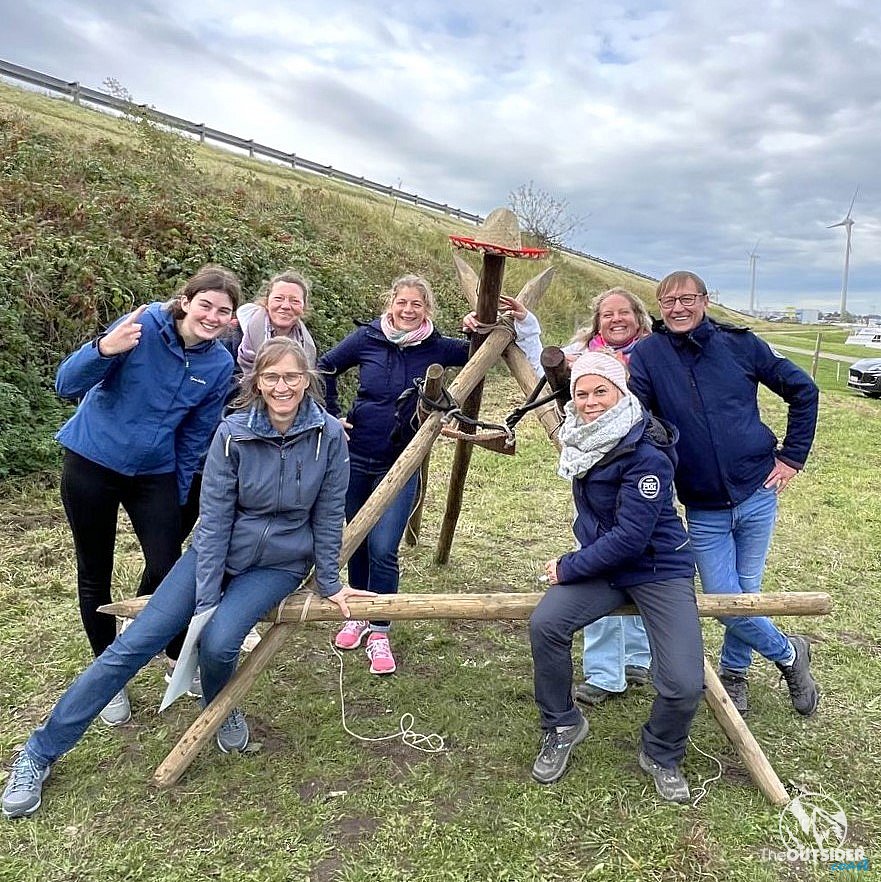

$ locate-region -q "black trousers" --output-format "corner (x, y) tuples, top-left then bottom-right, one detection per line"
(530, 576), (704, 768)
(60, 449), (182, 658)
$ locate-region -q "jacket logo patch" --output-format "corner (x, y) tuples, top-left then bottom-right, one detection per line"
(189, 375), (207, 385)
(638, 475), (660, 499)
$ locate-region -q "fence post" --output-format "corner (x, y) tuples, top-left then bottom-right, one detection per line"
(247, 139), (255, 158)
(197, 124), (205, 144)
(290, 153), (297, 169)
(68, 82), (80, 105)
(810, 333), (821, 379)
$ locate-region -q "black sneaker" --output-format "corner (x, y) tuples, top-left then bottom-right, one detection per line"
(638, 748), (690, 803)
(776, 635), (819, 717)
(719, 670), (749, 716)
(625, 665), (651, 687)
(573, 682), (617, 706)
(531, 714), (589, 784)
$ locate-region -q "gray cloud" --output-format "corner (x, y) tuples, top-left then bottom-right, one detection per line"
(2, 0), (879, 311)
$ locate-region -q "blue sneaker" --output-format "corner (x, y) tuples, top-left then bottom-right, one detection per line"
(216, 708), (249, 754)
(3, 752), (50, 819)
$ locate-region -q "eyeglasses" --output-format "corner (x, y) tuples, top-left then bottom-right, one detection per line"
(260, 371), (307, 387)
(658, 293), (704, 309)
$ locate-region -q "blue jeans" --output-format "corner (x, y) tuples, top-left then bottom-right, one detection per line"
(26, 547), (301, 767)
(582, 616), (652, 692)
(687, 486), (792, 673)
(345, 451), (419, 630)
(531, 577), (704, 768)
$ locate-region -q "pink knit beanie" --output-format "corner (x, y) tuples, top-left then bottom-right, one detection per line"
(569, 351), (628, 398)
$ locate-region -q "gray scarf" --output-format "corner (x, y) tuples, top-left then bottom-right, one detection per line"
(557, 395), (644, 480)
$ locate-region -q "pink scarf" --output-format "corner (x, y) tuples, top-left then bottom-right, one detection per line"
(587, 332), (642, 364)
(380, 313), (434, 346)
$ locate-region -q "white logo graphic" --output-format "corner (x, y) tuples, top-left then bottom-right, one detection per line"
(189, 375), (207, 385)
(779, 792), (848, 851)
(637, 475), (660, 499)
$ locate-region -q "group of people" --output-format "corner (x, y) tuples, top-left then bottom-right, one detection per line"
(2, 263), (820, 819)
(530, 270), (819, 800)
(2, 265), (538, 819)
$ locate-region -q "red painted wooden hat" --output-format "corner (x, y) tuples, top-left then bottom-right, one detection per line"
(450, 208), (549, 260)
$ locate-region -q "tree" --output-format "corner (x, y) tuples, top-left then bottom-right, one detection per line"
(508, 181), (586, 248)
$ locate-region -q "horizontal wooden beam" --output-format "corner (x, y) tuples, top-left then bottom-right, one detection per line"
(100, 590), (831, 623)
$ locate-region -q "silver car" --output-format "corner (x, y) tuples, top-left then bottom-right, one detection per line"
(848, 356), (881, 398)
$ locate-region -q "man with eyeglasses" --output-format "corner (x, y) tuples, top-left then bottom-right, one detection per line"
(627, 271), (820, 719)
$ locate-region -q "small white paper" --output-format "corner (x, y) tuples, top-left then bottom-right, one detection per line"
(159, 606), (217, 712)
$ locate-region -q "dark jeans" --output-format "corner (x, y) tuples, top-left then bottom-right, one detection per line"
(530, 577), (705, 768)
(345, 451), (419, 630)
(60, 449), (182, 658)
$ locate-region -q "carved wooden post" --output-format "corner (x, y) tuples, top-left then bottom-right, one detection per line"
(435, 254), (506, 564)
(540, 346), (570, 406)
(405, 363), (445, 546)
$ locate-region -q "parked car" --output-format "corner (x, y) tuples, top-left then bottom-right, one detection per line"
(848, 356), (881, 398)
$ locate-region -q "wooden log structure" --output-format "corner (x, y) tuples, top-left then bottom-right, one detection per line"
(702, 661), (790, 806)
(148, 318), (517, 789)
(101, 588), (833, 804)
(540, 346), (570, 406)
(435, 253), (507, 564)
(405, 363), (445, 545)
(101, 590), (832, 624)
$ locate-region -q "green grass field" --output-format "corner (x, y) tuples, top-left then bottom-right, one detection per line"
(1, 370), (879, 881)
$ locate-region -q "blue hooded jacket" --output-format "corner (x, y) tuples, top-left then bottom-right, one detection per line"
(192, 396), (349, 610)
(556, 413), (695, 588)
(628, 318), (819, 509)
(55, 302), (234, 504)
(318, 319), (469, 465)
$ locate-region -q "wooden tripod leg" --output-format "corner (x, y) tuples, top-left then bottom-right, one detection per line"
(702, 659), (789, 806)
(152, 620), (294, 788)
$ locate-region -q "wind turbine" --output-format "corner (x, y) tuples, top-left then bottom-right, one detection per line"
(828, 187), (858, 319)
(747, 239), (760, 314)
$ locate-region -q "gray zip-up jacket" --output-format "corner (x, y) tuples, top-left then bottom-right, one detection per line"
(192, 396), (349, 610)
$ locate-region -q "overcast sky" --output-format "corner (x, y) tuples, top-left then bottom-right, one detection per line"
(3, 0), (880, 314)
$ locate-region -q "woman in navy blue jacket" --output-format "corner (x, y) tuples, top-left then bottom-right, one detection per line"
(318, 275), (470, 675)
(529, 352), (704, 802)
(54, 265), (239, 724)
(3, 338), (369, 820)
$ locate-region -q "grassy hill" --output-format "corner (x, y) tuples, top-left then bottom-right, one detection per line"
(0, 78), (758, 476)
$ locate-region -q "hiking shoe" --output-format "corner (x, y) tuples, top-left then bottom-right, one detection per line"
(2, 752), (50, 819)
(574, 682), (618, 706)
(531, 714), (589, 784)
(164, 664), (203, 699)
(365, 632), (397, 675)
(334, 620), (370, 650)
(776, 635), (819, 717)
(216, 708), (250, 753)
(719, 670), (749, 716)
(99, 689), (131, 726)
(638, 748), (690, 803)
(625, 665), (652, 687)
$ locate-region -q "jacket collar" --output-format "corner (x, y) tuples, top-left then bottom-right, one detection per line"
(227, 395), (326, 441)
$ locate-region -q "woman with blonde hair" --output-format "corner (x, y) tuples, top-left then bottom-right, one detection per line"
(237, 270), (317, 373)
(556, 287), (656, 707)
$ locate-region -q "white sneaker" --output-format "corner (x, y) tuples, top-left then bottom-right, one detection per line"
(99, 690), (131, 726)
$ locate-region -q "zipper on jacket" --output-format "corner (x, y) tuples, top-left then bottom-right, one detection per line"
(296, 459), (302, 504)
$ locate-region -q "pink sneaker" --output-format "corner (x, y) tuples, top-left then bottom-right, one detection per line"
(366, 633), (397, 675)
(334, 620), (370, 650)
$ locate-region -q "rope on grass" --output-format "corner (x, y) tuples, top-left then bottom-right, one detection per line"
(687, 736), (723, 807)
(330, 641), (445, 754)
